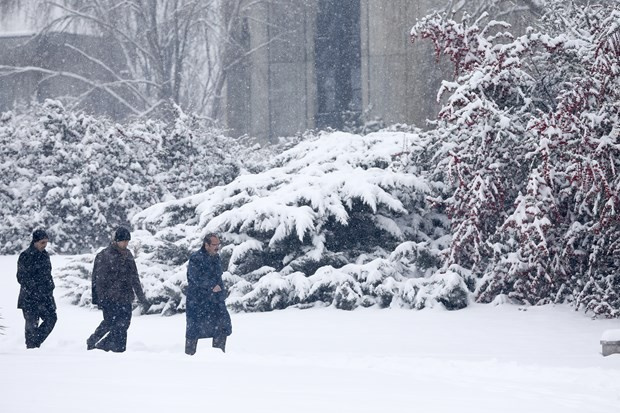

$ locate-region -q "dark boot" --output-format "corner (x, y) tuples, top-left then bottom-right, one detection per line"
(185, 338), (197, 355)
(86, 337), (97, 350)
(212, 336), (226, 353)
(88, 319), (111, 350)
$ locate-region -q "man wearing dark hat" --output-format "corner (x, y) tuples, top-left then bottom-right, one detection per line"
(16, 229), (57, 348)
(87, 227), (150, 352)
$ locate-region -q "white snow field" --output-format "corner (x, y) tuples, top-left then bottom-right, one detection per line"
(1, 255), (619, 413)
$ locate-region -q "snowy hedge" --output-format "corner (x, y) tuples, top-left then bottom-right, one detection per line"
(56, 131), (467, 313)
(0, 100), (276, 254)
(411, 1), (620, 317)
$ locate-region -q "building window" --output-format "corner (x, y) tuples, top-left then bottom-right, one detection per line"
(315, 0), (362, 130)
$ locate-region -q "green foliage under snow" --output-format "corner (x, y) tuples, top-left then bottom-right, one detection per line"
(56, 131), (462, 313)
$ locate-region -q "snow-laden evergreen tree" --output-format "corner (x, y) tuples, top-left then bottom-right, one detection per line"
(56, 131), (467, 313)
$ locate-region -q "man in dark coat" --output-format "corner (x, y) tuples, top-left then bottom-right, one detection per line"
(87, 227), (149, 352)
(16, 229), (57, 349)
(185, 233), (232, 355)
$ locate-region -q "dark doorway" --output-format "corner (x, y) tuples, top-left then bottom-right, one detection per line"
(315, 0), (362, 130)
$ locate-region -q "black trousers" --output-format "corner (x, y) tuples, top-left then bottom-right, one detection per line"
(87, 302), (132, 352)
(185, 335), (227, 355)
(22, 302), (57, 349)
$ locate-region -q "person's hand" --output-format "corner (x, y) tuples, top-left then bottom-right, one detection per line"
(140, 298), (152, 313)
(212, 284), (222, 293)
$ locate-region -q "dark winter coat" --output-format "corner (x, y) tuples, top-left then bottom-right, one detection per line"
(92, 244), (147, 306)
(17, 244), (56, 310)
(185, 248), (232, 339)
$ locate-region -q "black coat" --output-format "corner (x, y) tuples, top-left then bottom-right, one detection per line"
(92, 244), (147, 306)
(185, 248), (232, 339)
(17, 244), (56, 310)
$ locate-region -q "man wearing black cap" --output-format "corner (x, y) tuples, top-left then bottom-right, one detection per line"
(16, 229), (57, 348)
(87, 227), (150, 352)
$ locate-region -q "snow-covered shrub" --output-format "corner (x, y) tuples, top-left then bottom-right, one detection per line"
(56, 130), (462, 313)
(333, 281), (362, 311)
(228, 271), (309, 312)
(412, 10), (541, 276)
(55, 255), (94, 307)
(412, 1), (620, 316)
(133, 131), (443, 273)
(396, 270), (470, 310)
(0, 101), (272, 254)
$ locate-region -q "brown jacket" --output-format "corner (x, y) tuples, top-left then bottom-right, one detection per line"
(92, 244), (146, 306)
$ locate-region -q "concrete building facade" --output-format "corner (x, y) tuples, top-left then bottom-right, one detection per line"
(0, 1), (533, 140)
(224, 0), (453, 141)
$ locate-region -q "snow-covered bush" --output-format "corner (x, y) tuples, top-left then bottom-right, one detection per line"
(134, 131), (441, 270)
(412, 1), (620, 317)
(0, 100), (275, 254)
(56, 131), (464, 313)
(412, 10), (543, 276)
(396, 270), (470, 310)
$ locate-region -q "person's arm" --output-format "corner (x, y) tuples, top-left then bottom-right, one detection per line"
(129, 255), (149, 306)
(16, 252), (34, 291)
(91, 253), (102, 305)
(42, 253), (55, 294)
(212, 257), (225, 293)
(16, 253), (28, 286)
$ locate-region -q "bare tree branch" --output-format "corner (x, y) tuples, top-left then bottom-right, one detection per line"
(0, 64), (143, 114)
(2, 0), (307, 122)
(62, 43), (155, 105)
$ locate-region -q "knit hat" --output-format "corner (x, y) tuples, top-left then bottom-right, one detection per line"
(32, 229), (49, 243)
(114, 227), (131, 242)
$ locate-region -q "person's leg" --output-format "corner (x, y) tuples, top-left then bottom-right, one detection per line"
(185, 314), (199, 355)
(185, 337), (198, 355)
(35, 302), (57, 347)
(104, 303), (132, 353)
(212, 335), (226, 352)
(87, 305), (113, 350)
(22, 308), (40, 349)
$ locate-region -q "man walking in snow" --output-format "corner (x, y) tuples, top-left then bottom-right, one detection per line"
(16, 229), (57, 349)
(185, 233), (232, 355)
(87, 227), (150, 352)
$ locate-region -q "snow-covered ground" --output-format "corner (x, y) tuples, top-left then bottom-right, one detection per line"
(1, 255), (619, 413)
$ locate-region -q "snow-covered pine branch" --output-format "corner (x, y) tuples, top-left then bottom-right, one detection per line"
(56, 130), (461, 313)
